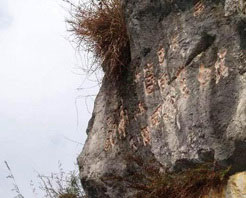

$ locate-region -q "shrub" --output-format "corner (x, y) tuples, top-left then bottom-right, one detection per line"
(66, 0), (131, 78)
(5, 161), (87, 198)
(36, 164), (87, 198)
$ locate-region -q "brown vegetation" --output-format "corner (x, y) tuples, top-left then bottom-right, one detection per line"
(102, 154), (230, 198)
(67, 0), (131, 78)
(132, 162), (230, 198)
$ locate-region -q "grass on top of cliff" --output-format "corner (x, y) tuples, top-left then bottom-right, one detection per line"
(132, 163), (230, 198)
(66, 0), (131, 78)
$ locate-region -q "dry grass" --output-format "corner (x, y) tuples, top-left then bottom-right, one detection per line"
(132, 163), (230, 198)
(101, 154), (230, 198)
(66, 0), (130, 78)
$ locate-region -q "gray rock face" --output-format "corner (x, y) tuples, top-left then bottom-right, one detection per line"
(225, 0), (246, 16)
(78, 0), (246, 197)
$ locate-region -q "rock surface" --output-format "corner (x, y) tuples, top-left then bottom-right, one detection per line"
(78, 0), (246, 197)
(204, 171), (246, 198)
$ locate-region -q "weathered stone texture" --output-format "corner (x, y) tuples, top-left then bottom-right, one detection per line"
(204, 171), (246, 198)
(78, 0), (246, 197)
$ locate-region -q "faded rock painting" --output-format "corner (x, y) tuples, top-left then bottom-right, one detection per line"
(144, 63), (156, 95)
(104, 116), (117, 151)
(118, 105), (128, 139)
(157, 48), (166, 67)
(193, 1), (205, 17)
(215, 49), (229, 84)
(197, 64), (212, 87)
(170, 34), (179, 52)
(141, 126), (151, 146)
(104, 104), (129, 151)
(178, 68), (190, 98)
(150, 105), (162, 128)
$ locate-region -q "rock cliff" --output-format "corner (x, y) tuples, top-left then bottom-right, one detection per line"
(77, 0), (246, 197)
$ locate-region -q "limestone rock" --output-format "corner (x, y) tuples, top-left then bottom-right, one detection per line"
(225, 0), (246, 16)
(225, 0), (238, 16)
(204, 172), (246, 198)
(227, 172), (246, 198)
(78, 0), (246, 197)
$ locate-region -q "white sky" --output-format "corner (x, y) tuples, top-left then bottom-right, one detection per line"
(0, 0), (100, 197)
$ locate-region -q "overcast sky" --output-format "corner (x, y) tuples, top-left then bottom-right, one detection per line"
(0, 0), (100, 197)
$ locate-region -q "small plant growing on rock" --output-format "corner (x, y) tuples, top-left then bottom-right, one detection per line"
(66, 0), (131, 78)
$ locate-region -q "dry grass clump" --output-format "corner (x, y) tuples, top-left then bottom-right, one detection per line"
(133, 163), (230, 198)
(67, 0), (131, 78)
(102, 154), (230, 198)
